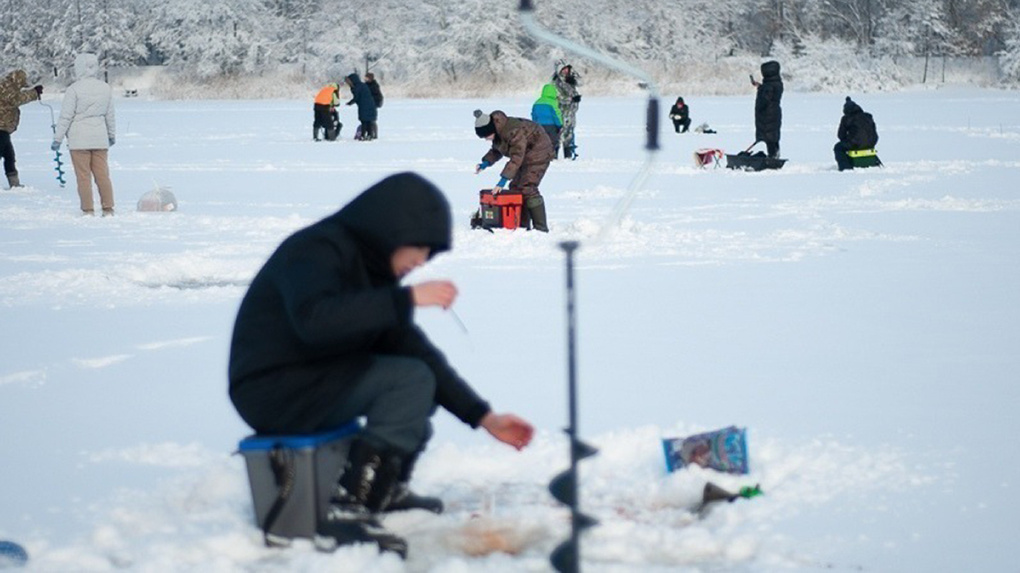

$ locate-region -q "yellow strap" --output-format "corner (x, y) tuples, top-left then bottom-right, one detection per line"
(847, 148), (877, 158)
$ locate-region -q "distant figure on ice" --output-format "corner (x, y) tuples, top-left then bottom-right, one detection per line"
(551, 61), (581, 159)
(669, 96), (691, 133)
(364, 72), (383, 139)
(530, 83), (563, 158)
(834, 96), (880, 171)
(473, 109), (554, 232)
(0, 69), (43, 189)
(345, 73), (377, 141)
(52, 54), (116, 216)
(313, 82), (341, 141)
(229, 172), (535, 556)
(751, 60), (783, 159)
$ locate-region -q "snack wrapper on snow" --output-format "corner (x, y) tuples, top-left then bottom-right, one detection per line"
(662, 426), (749, 474)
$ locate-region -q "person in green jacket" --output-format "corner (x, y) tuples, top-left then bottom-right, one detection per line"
(530, 83), (563, 158)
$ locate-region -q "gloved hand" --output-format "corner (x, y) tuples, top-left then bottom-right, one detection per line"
(51, 141), (61, 151)
(572, 94), (581, 103)
(34, 85), (43, 96)
(108, 138), (115, 147)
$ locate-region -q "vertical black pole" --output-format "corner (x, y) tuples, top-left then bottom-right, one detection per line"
(549, 241), (598, 573)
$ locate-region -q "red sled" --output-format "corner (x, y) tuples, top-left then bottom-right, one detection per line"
(470, 189), (530, 231)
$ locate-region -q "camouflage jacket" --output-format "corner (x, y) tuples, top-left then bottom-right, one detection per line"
(0, 70), (40, 133)
(480, 111), (555, 181)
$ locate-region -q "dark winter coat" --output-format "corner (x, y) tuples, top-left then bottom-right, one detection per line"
(345, 73), (378, 122)
(837, 98), (878, 150)
(366, 79), (384, 108)
(0, 70), (40, 134)
(669, 98), (689, 122)
(754, 61), (783, 144)
(480, 111), (555, 182)
(229, 172), (491, 434)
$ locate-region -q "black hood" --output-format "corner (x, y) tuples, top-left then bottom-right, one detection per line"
(843, 96), (862, 115)
(761, 60), (781, 79)
(346, 73), (362, 86)
(331, 172), (452, 266)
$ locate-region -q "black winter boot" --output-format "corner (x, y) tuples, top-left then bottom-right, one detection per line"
(526, 196), (549, 233)
(317, 439), (408, 557)
(384, 450), (444, 514)
(6, 172), (21, 188)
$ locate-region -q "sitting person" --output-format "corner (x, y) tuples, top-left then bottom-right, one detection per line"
(834, 96), (879, 171)
(669, 96), (691, 133)
(228, 172), (534, 556)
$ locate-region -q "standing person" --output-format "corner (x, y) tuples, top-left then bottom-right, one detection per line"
(229, 172), (535, 556)
(0, 69), (43, 189)
(344, 73), (377, 141)
(834, 96), (879, 171)
(669, 96), (691, 133)
(751, 60), (783, 159)
(530, 83), (563, 158)
(473, 109), (554, 232)
(313, 82), (341, 141)
(52, 54), (116, 216)
(551, 61), (581, 159)
(364, 72), (383, 140)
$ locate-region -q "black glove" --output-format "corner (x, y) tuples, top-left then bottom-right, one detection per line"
(572, 94), (581, 103)
(34, 85), (43, 96)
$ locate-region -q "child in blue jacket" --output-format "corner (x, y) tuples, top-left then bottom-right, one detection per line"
(530, 83), (563, 158)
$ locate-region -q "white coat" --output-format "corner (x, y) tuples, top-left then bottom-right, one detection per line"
(54, 54), (115, 150)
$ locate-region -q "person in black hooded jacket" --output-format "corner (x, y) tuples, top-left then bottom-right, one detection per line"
(753, 60), (784, 159)
(229, 172), (534, 556)
(344, 72), (378, 140)
(834, 96), (879, 171)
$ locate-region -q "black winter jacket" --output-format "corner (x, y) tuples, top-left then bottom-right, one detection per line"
(346, 73), (378, 122)
(837, 98), (878, 150)
(366, 79), (384, 108)
(669, 98), (689, 122)
(754, 61), (783, 144)
(229, 172), (490, 434)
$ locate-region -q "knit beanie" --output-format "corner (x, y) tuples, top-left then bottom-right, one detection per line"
(474, 109), (495, 138)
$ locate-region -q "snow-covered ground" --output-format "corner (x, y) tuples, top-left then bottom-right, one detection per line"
(1, 88), (1019, 572)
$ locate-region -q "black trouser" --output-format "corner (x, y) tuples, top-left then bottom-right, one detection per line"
(1, 130), (16, 176)
(313, 104), (337, 140)
(672, 117), (691, 133)
(317, 355), (437, 455)
(540, 124), (560, 156)
(358, 120), (377, 140)
(833, 141), (853, 171)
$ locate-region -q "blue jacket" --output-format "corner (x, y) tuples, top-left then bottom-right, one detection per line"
(530, 83), (563, 128)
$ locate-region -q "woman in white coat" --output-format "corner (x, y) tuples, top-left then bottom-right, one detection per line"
(52, 53), (116, 215)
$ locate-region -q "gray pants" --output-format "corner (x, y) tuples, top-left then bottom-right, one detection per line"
(318, 355), (436, 455)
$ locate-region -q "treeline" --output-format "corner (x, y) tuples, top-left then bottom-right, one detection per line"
(3, 0), (1020, 92)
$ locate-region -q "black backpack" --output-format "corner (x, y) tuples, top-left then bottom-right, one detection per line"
(855, 113), (879, 149)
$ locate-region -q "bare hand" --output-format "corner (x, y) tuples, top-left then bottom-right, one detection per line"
(410, 280), (457, 309)
(491, 185), (503, 195)
(480, 412), (534, 451)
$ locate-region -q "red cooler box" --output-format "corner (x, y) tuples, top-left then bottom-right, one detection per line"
(476, 190), (529, 230)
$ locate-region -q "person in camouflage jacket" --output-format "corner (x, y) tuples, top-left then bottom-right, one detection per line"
(551, 62), (581, 159)
(0, 69), (43, 188)
(473, 109), (555, 232)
